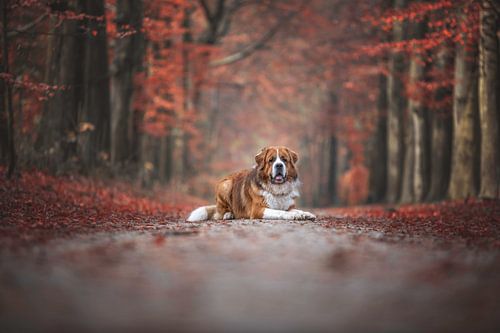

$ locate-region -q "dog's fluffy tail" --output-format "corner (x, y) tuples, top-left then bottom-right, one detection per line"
(187, 205), (216, 222)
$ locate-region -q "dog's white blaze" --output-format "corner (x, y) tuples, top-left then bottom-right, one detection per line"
(187, 206), (208, 221)
(272, 148), (286, 179)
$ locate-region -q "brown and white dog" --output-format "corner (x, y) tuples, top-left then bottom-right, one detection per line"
(187, 146), (316, 221)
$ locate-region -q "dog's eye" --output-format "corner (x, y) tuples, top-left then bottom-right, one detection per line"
(282, 157), (287, 163)
(269, 158), (274, 163)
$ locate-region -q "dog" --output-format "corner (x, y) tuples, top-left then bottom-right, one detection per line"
(187, 146), (316, 221)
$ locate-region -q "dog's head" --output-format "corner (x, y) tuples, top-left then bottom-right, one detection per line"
(255, 146), (299, 185)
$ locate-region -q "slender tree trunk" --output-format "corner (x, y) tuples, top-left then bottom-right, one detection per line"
(386, 0), (407, 203)
(368, 73), (388, 203)
(37, 1), (84, 170)
(0, 80), (5, 164)
(0, 7), (8, 163)
(2, 1), (16, 177)
(138, 133), (156, 188)
(79, 0), (111, 170)
(158, 133), (174, 184)
(327, 135), (338, 205)
(367, 0), (391, 203)
(110, 0), (144, 167)
(172, 9), (193, 182)
(427, 46), (453, 201)
(478, 0), (500, 198)
(449, 15), (480, 199)
(400, 113), (414, 203)
(182, 9), (194, 179)
(409, 19), (429, 202)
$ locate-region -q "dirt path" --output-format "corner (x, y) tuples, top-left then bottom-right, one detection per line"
(1, 217), (500, 333)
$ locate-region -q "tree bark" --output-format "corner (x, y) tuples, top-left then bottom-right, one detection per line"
(138, 133), (156, 188)
(158, 133), (174, 184)
(2, 1), (16, 177)
(36, 1), (84, 170)
(386, 0), (407, 203)
(427, 46), (453, 201)
(478, 0), (500, 198)
(110, 0), (144, 167)
(0, 8), (8, 163)
(368, 72), (388, 203)
(399, 112), (414, 203)
(79, 0), (111, 170)
(171, 8), (193, 182)
(327, 135), (338, 205)
(449, 14), (480, 199)
(409, 19), (429, 202)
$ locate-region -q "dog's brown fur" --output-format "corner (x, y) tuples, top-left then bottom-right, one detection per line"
(214, 146), (298, 219)
(187, 146), (300, 221)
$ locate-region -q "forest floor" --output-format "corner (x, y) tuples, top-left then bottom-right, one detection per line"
(1, 169), (500, 332)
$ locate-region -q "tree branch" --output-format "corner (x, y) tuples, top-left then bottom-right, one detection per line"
(209, 5), (301, 67)
(198, 0), (213, 22)
(7, 12), (48, 38)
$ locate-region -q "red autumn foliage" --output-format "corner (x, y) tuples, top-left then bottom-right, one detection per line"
(0, 167), (205, 245)
(2, 167), (499, 250)
(338, 164), (369, 206)
(321, 199), (500, 249)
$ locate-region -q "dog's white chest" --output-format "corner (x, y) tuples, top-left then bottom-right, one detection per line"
(261, 191), (295, 210)
(260, 180), (300, 211)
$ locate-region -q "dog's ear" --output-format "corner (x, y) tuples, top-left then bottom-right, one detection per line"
(288, 149), (299, 164)
(255, 147), (267, 167)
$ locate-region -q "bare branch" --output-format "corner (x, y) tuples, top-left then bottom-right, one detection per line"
(198, 0), (213, 22)
(7, 12), (48, 38)
(209, 5), (301, 67)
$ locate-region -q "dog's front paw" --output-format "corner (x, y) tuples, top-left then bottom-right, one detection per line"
(290, 209), (316, 221)
(302, 211), (316, 220)
(223, 212), (234, 220)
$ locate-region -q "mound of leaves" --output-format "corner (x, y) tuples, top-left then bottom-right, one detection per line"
(320, 199), (500, 248)
(0, 167), (204, 245)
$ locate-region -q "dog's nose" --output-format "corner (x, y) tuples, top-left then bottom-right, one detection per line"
(275, 163), (284, 170)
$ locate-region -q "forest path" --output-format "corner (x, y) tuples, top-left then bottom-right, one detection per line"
(1, 217), (500, 333)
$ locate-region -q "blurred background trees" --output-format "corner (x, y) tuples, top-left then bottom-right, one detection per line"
(1, 0), (499, 206)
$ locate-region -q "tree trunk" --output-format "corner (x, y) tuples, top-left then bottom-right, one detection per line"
(478, 0), (500, 198)
(0, 8), (8, 163)
(36, 1), (84, 171)
(409, 19), (429, 202)
(0, 83), (6, 164)
(449, 16), (480, 199)
(368, 73), (388, 203)
(386, 0), (407, 203)
(326, 135), (338, 205)
(2, 1), (16, 177)
(110, 0), (144, 167)
(138, 133), (156, 188)
(79, 0), (111, 170)
(182, 9), (194, 180)
(427, 46), (453, 201)
(399, 113), (414, 203)
(158, 133), (174, 184)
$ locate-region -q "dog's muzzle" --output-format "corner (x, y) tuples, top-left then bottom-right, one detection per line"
(272, 162), (286, 184)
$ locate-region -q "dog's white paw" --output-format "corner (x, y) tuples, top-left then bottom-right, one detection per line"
(303, 211), (316, 220)
(290, 209), (316, 220)
(223, 212), (234, 220)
